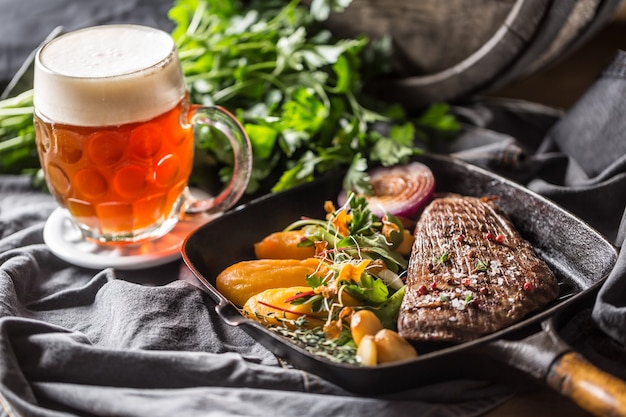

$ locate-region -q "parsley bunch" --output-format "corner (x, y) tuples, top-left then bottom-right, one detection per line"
(0, 90), (38, 175)
(170, 0), (459, 195)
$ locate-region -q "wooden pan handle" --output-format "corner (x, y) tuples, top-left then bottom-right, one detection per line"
(547, 352), (626, 417)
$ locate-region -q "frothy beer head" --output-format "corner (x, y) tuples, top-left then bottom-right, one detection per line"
(34, 25), (186, 127)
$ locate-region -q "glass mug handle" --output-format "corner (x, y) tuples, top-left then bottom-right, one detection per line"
(183, 105), (253, 215)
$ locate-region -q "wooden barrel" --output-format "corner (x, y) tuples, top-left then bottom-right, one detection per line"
(322, 0), (625, 109)
(487, 0), (624, 92)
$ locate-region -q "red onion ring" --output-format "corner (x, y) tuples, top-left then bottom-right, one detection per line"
(340, 162), (435, 219)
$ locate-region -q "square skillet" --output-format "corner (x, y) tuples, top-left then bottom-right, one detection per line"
(181, 153), (618, 395)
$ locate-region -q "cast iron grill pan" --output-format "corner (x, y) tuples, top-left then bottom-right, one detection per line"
(182, 153), (625, 416)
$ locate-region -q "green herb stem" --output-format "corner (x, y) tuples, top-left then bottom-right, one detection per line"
(0, 107), (35, 117)
(284, 219), (328, 231)
(0, 134), (35, 153)
(0, 89), (34, 107)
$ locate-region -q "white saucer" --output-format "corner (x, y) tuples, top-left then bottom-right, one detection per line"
(43, 208), (216, 270)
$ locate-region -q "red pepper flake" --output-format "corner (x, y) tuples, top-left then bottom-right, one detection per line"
(461, 278), (471, 287)
(495, 234), (505, 243)
(418, 285), (429, 295)
(485, 232), (495, 240)
(467, 249), (476, 258)
(523, 281), (533, 292)
(456, 234), (465, 242)
(430, 282), (438, 291)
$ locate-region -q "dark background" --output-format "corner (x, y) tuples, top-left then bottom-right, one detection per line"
(0, 0), (176, 92)
(491, 5), (626, 109)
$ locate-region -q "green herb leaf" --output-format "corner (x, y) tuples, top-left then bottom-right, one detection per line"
(474, 258), (490, 272)
(343, 273), (389, 305)
(372, 285), (405, 329)
(433, 251), (450, 266)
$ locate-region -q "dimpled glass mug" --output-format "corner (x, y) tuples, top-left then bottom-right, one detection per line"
(34, 25), (252, 244)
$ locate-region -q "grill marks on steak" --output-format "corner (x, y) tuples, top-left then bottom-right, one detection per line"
(398, 194), (559, 343)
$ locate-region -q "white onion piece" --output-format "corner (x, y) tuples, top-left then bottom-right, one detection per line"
(340, 162), (435, 219)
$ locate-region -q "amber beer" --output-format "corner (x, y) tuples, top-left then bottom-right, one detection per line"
(34, 25), (251, 243)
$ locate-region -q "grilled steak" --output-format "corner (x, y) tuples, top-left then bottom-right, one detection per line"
(398, 194), (559, 343)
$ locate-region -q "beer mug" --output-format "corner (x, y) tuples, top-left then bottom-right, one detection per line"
(34, 25), (252, 244)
